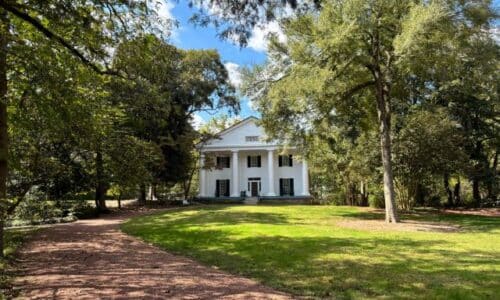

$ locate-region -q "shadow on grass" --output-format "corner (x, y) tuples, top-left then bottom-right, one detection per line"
(123, 206), (500, 299)
(336, 208), (500, 233)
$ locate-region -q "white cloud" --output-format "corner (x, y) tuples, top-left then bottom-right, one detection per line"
(190, 114), (206, 130)
(153, 0), (175, 21)
(149, 0), (180, 41)
(247, 21), (287, 52)
(224, 62), (242, 88)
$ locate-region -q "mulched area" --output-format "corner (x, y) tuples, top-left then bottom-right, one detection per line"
(337, 219), (461, 233)
(10, 208), (291, 299)
(337, 207), (498, 233)
(441, 208), (500, 217)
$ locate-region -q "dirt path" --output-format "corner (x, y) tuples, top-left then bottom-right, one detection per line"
(12, 210), (291, 299)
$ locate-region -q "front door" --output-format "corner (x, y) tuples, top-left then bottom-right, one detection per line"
(251, 181), (259, 197)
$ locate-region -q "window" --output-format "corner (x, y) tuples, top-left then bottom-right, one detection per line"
(245, 136), (259, 142)
(247, 155), (261, 168)
(279, 155), (293, 167)
(279, 178), (294, 196)
(216, 156), (230, 168)
(216, 179), (230, 197)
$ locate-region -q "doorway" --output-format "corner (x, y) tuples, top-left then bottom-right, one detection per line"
(248, 177), (261, 197)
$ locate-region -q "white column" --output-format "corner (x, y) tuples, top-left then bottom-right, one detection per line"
(199, 153), (206, 197)
(301, 158), (310, 196)
(267, 149), (276, 196)
(231, 150), (239, 197)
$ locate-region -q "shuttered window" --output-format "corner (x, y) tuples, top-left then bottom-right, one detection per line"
(279, 178), (294, 196)
(278, 155), (293, 167)
(247, 155), (261, 168)
(216, 156), (230, 168)
(215, 179), (230, 197)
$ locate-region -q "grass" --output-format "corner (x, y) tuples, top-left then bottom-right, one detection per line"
(1, 227), (38, 295)
(122, 205), (500, 299)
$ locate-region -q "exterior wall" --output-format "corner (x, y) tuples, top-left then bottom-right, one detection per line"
(204, 119), (275, 149)
(204, 151), (305, 197)
(274, 152), (304, 195)
(199, 117), (310, 198)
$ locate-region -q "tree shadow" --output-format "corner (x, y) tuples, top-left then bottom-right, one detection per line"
(337, 208), (500, 233)
(125, 206), (500, 298)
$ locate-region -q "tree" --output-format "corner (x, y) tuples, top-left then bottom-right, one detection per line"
(110, 35), (238, 202)
(243, 0), (497, 222)
(189, 0), (321, 44)
(0, 0), (166, 256)
(393, 0), (499, 206)
(392, 109), (467, 210)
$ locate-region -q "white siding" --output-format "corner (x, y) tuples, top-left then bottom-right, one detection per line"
(200, 117), (308, 197)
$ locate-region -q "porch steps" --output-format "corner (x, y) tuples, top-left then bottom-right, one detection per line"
(244, 197), (259, 205)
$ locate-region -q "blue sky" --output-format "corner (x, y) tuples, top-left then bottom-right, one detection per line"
(159, 0), (500, 127)
(158, 1), (274, 126)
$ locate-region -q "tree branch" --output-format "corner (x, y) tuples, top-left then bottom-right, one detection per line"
(0, 2), (123, 77)
(342, 80), (376, 100)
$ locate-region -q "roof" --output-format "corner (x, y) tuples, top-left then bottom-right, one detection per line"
(212, 116), (259, 137)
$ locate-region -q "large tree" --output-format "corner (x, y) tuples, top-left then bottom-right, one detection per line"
(243, 0), (497, 222)
(0, 0), (167, 255)
(109, 35), (238, 201)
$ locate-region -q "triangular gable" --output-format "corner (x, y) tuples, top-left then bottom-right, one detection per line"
(201, 116), (277, 149)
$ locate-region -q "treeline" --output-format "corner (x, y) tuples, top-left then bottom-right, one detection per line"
(9, 33), (236, 212)
(243, 0), (499, 212)
(0, 1), (240, 255)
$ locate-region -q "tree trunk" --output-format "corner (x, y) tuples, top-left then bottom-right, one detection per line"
(118, 193), (122, 209)
(487, 150), (498, 201)
(138, 184), (146, 205)
(360, 181), (368, 206)
(453, 177), (461, 206)
(444, 173), (453, 207)
(472, 179), (481, 207)
(371, 19), (399, 223)
(95, 149), (108, 212)
(415, 183), (425, 207)
(151, 184), (157, 201)
(376, 88), (399, 223)
(0, 9), (9, 257)
(471, 141), (483, 207)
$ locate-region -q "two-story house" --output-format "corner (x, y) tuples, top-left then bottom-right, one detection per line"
(197, 116), (311, 202)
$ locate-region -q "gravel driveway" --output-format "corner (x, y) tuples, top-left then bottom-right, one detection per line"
(12, 209), (291, 299)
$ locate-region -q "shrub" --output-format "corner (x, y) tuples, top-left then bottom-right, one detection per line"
(368, 191), (385, 208)
(13, 198), (63, 223)
(67, 201), (98, 219)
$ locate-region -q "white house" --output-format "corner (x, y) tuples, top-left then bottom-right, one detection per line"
(197, 116), (311, 202)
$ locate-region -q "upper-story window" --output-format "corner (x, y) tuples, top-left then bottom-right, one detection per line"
(279, 155), (293, 167)
(216, 156), (230, 168)
(247, 155), (261, 168)
(245, 136), (259, 142)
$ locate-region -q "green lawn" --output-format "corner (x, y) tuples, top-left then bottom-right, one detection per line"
(122, 205), (500, 299)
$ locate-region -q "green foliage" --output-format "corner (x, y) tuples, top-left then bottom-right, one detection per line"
(69, 201), (98, 220)
(110, 35), (238, 186)
(243, 0), (499, 209)
(11, 199), (63, 225)
(123, 205), (500, 298)
(393, 109), (467, 209)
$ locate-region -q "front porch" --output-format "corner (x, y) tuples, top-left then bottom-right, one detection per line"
(195, 195), (313, 205)
(198, 147), (311, 199)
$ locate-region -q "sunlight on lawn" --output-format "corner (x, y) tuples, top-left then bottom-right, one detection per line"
(122, 205), (500, 299)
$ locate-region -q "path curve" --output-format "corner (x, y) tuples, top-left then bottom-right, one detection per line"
(12, 209), (291, 299)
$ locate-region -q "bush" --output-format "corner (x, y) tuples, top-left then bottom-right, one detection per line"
(13, 198), (63, 224)
(69, 201), (98, 219)
(8, 199), (97, 227)
(369, 191), (385, 208)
